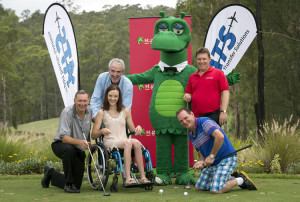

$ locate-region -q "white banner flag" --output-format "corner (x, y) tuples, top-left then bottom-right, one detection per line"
(204, 5), (257, 75)
(43, 3), (79, 107)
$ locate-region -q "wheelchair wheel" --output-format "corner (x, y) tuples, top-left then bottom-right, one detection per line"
(145, 184), (153, 190)
(87, 144), (109, 190)
(110, 183), (118, 192)
(110, 172), (119, 192)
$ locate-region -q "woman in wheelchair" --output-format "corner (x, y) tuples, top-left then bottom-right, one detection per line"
(91, 84), (151, 185)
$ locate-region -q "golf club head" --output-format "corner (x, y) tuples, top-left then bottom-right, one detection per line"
(104, 193), (110, 196)
(184, 183), (191, 189)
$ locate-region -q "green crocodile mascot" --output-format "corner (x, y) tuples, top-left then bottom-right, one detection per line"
(126, 11), (240, 185)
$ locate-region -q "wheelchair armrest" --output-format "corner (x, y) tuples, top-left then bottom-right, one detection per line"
(126, 123), (136, 138)
(94, 123), (105, 144)
(128, 131), (135, 136)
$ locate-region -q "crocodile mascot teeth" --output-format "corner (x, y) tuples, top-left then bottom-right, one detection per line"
(126, 11), (239, 185)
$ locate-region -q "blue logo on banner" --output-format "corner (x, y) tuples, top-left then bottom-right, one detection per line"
(55, 13), (75, 87)
(209, 12), (237, 70)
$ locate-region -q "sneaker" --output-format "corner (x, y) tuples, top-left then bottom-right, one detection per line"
(64, 184), (80, 193)
(238, 171), (257, 190)
(41, 165), (54, 188)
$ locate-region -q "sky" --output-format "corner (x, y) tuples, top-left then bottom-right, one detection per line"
(1, 0), (177, 17)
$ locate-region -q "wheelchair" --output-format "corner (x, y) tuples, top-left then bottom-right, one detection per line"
(86, 128), (154, 192)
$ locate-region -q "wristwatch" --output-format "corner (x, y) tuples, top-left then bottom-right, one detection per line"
(209, 154), (215, 159)
(220, 110), (227, 113)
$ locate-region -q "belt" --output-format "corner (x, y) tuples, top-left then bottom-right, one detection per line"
(200, 109), (220, 117)
(53, 140), (62, 143)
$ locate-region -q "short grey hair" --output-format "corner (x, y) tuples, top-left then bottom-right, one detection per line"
(108, 58), (125, 71)
(75, 89), (89, 99)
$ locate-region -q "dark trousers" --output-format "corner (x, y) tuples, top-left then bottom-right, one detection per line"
(200, 109), (221, 125)
(51, 141), (86, 189)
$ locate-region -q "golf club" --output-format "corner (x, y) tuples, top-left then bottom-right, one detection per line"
(179, 144), (253, 176)
(82, 132), (110, 196)
(184, 102), (191, 190)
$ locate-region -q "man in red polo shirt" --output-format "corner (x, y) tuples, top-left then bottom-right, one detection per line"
(183, 47), (229, 126)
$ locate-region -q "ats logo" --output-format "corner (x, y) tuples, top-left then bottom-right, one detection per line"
(137, 36), (152, 45)
(210, 12), (237, 71)
(55, 12), (75, 87)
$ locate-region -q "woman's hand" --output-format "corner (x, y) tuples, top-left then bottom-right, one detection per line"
(134, 125), (142, 135)
(100, 128), (111, 136)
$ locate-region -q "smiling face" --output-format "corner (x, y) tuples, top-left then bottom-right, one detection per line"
(177, 109), (195, 130)
(74, 93), (89, 114)
(108, 62), (124, 84)
(196, 52), (211, 73)
(107, 89), (120, 107)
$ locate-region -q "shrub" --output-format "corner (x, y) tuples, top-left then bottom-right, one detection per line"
(258, 116), (300, 172)
(285, 162), (300, 174)
(0, 135), (30, 162)
(228, 135), (251, 152)
(0, 158), (46, 175)
(0, 129), (63, 174)
(28, 136), (61, 162)
(238, 116), (300, 174)
(0, 158), (63, 175)
(270, 154), (282, 174)
(235, 159), (265, 174)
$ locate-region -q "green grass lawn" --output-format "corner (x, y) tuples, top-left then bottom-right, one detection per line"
(11, 118), (60, 135)
(0, 174), (300, 201)
(3, 119), (300, 201)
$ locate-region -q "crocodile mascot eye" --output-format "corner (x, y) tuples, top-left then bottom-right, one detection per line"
(158, 23), (169, 32)
(173, 23), (184, 35)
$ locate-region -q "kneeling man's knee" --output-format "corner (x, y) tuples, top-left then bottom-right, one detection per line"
(195, 186), (203, 191)
(211, 190), (223, 194)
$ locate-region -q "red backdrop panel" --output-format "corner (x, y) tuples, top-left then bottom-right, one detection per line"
(129, 16), (193, 167)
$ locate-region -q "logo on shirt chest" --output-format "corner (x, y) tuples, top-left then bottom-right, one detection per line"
(206, 77), (214, 79)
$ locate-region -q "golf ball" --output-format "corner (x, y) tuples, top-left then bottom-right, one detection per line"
(159, 189), (164, 193)
(184, 192), (188, 196)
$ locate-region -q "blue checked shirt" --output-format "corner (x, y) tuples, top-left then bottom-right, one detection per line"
(90, 72), (133, 117)
(189, 117), (236, 165)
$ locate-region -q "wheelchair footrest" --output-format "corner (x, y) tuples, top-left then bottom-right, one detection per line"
(123, 182), (142, 188)
(123, 182), (154, 188)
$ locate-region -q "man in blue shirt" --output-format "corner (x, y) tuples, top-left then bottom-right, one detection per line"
(176, 108), (257, 194)
(90, 58), (133, 119)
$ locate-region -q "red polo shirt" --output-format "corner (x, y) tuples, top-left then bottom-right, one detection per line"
(185, 67), (229, 117)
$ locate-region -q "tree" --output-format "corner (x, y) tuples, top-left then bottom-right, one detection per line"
(255, 0), (265, 140)
(2, 1), (298, 131)
(261, 0), (300, 123)
(0, 5), (23, 127)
